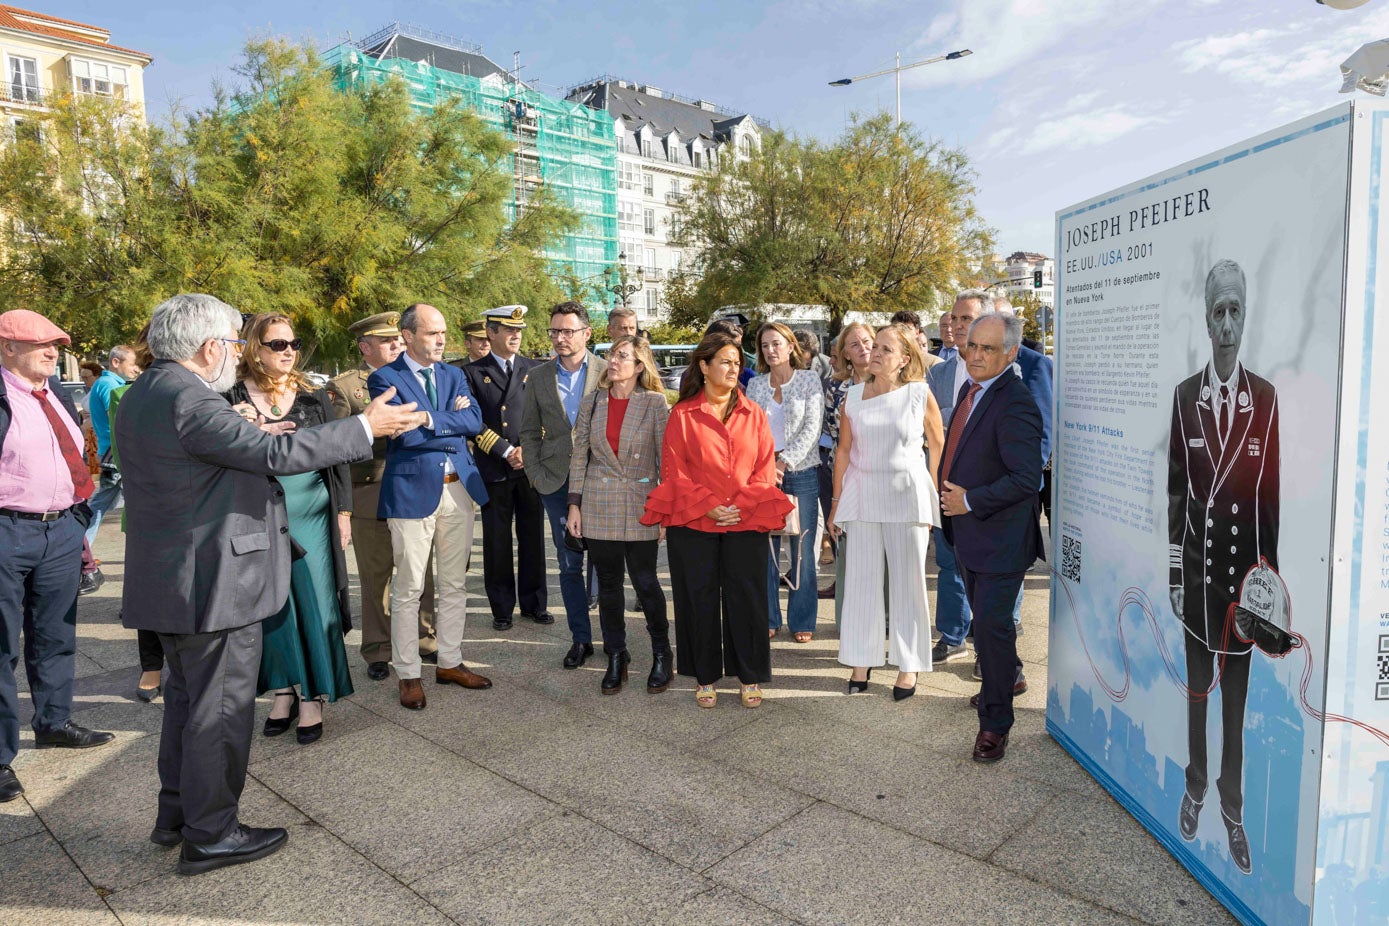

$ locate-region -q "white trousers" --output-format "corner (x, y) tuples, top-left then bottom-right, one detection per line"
(837, 521), (932, 673)
(388, 482), (474, 678)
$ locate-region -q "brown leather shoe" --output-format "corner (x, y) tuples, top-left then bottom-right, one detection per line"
(436, 664), (493, 690)
(399, 678), (426, 710)
(969, 676), (1029, 707)
(972, 730), (1008, 763)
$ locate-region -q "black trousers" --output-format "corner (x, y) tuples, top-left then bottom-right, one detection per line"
(481, 475), (547, 621)
(137, 629), (165, 672)
(667, 527), (770, 686)
(1184, 642), (1252, 822)
(587, 539), (668, 654)
(0, 510), (82, 766)
(156, 622), (261, 845)
(959, 564), (1026, 735)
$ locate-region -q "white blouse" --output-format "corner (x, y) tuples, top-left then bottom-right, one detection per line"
(835, 381), (937, 526)
(747, 369), (824, 472)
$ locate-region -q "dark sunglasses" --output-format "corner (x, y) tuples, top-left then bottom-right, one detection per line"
(264, 338), (302, 352)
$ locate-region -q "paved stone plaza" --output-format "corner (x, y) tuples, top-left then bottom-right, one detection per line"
(2, 520), (1238, 926)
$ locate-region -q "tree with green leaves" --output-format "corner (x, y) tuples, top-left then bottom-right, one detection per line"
(667, 112), (992, 335)
(0, 38), (579, 366)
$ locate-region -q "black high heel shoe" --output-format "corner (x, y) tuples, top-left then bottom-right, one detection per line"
(601, 651), (630, 695)
(892, 678), (917, 701)
(847, 668), (872, 694)
(262, 692), (298, 737)
(296, 696), (325, 745)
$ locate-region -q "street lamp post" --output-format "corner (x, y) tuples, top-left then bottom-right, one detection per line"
(607, 254), (644, 308)
(829, 49), (973, 126)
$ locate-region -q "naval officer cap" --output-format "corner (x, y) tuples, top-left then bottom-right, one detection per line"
(484, 305), (529, 329)
(349, 311), (401, 339)
(461, 318), (488, 338)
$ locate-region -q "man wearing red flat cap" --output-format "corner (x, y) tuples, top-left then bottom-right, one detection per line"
(0, 309), (115, 805)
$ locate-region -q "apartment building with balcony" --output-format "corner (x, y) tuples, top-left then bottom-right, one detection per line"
(566, 77), (763, 322)
(0, 4), (150, 133)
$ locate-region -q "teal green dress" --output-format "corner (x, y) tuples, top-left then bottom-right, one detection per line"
(258, 470), (354, 701)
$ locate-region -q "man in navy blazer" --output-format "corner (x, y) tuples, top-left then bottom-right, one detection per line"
(939, 313), (1045, 764)
(368, 303), (492, 711)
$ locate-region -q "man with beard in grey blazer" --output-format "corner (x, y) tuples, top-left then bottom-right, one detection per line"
(115, 294), (425, 876)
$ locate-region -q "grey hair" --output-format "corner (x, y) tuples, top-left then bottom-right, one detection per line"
(108, 344), (136, 366)
(954, 288), (990, 311)
(607, 305), (637, 323)
(147, 294), (241, 362)
(1204, 259), (1245, 314)
(991, 292), (1014, 313)
(970, 312), (1023, 354)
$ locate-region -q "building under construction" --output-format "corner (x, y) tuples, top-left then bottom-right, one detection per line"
(325, 23), (619, 306)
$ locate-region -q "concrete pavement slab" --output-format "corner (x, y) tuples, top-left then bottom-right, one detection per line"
(666, 886), (802, 926)
(0, 832), (120, 926)
(708, 713), (1056, 859)
(991, 791), (1239, 926)
(474, 709), (815, 871)
(416, 812), (710, 924)
(106, 822), (455, 926)
(250, 722), (559, 883)
(707, 801), (1142, 926)
(0, 792), (42, 847)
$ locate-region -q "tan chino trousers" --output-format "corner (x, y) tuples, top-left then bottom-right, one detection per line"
(352, 481), (436, 663)
(388, 481), (474, 679)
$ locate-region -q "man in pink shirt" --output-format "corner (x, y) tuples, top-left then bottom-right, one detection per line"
(0, 309), (115, 804)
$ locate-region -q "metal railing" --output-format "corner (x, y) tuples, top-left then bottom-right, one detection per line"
(0, 82), (48, 106)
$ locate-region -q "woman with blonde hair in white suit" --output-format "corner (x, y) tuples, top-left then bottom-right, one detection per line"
(566, 335), (672, 695)
(827, 324), (945, 700)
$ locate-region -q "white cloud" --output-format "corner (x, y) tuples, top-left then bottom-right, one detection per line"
(1017, 108), (1168, 155)
(902, 0), (1173, 87)
(1172, 7), (1389, 89)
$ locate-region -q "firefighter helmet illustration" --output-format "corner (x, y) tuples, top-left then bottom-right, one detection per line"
(1230, 557), (1294, 657)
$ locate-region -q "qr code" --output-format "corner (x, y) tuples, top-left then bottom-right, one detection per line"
(1061, 534), (1082, 583)
(1377, 635), (1389, 701)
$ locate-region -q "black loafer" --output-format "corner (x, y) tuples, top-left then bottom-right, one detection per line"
(150, 826), (182, 847)
(562, 642), (594, 669)
(366, 661), (390, 681)
(136, 685), (161, 703)
(493, 616), (513, 631)
(178, 824), (288, 876)
(78, 569), (105, 596)
(1225, 818), (1252, 874)
(0, 765), (22, 803)
(523, 610), (555, 625)
(34, 721), (115, 750)
(1178, 793), (1201, 841)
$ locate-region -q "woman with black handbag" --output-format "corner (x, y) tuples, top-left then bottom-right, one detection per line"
(565, 336), (672, 695)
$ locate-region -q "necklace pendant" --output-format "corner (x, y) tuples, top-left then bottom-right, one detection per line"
(271, 404), (282, 416)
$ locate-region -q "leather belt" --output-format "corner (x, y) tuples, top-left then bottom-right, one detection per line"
(443, 473), (460, 484)
(0, 506), (69, 522)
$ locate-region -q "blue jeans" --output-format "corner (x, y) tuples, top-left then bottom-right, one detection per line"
(767, 467), (819, 634)
(540, 484), (592, 645)
(933, 526), (1023, 645)
(84, 476), (121, 546)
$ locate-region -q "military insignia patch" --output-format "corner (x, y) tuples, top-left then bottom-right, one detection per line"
(354, 390), (363, 399)
(483, 376), (492, 384)
(511, 306), (524, 320)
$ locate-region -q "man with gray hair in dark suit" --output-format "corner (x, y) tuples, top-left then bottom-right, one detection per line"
(116, 294), (425, 875)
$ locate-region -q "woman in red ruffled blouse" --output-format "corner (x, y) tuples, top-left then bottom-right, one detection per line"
(642, 333), (793, 709)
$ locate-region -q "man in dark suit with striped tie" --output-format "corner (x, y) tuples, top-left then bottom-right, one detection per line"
(938, 312), (1045, 765)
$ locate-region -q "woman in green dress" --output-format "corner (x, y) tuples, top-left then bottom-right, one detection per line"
(226, 313), (355, 745)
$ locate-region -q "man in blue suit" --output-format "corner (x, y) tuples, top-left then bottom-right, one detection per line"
(929, 291), (1052, 681)
(939, 312), (1045, 764)
(368, 303), (493, 711)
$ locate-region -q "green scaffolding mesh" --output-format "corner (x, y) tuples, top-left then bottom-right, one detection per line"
(325, 44), (619, 309)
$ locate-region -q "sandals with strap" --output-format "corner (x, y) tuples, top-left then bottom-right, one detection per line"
(740, 684), (763, 709)
(696, 685), (717, 709)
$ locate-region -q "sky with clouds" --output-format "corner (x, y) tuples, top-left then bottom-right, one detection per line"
(48, 0), (1389, 257)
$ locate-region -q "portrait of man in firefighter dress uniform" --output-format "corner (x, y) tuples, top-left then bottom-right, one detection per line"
(1166, 258), (1280, 877)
